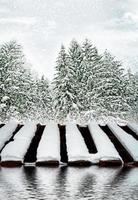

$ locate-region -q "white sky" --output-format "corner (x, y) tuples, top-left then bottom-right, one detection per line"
(0, 0), (138, 80)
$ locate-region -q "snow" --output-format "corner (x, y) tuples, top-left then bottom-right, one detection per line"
(0, 103), (6, 109)
(1, 139), (32, 162)
(0, 120), (18, 150)
(36, 123), (60, 162)
(1, 122), (37, 162)
(66, 123), (90, 162)
(108, 122), (138, 161)
(1, 96), (10, 102)
(127, 123), (138, 136)
(14, 121), (37, 139)
(88, 121), (121, 163)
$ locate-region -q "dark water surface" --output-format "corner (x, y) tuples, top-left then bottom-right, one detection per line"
(0, 166), (138, 200)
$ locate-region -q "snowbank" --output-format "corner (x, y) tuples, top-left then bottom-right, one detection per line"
(127, 123), (138, 136)
(108, 122), (138, 161)
(66, 123), (90, 162)
(88, 121), (121, 163)
(36, 123), (60, 162)
(1, 122), (37, 162)
(0, 120), (18, 150)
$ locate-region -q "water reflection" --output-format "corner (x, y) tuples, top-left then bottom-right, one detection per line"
(77, 170), (96, 199)
(0, 166), (138, 200)
(105, 168), (138, 200)
(54, 166), (69, 199)
(23, 167), (43, 199)
(0, 167), (28, 200)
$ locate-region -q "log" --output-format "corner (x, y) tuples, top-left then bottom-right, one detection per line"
(99, 160), (122, 167)
(68, 160), (92, 167)
(36, 160), (59, 166)
(0, 161), (22, 167)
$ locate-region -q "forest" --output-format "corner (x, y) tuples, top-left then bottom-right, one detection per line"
(0, 39), (137, 124)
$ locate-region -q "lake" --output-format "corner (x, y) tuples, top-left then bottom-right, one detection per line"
(0, 166), (138, 200)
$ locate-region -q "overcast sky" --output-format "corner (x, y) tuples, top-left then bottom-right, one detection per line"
(0, 0), (138, 80)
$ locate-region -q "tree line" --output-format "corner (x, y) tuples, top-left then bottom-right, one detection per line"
(0, 39), (137, 123)
(0, 41), (53, 123)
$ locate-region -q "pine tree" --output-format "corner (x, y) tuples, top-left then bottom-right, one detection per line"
(92, 51), (129, 117)
(34, 76), (54, 123)
(0, 40), (26, 120)
(81, 39), (101, 112)
(0, 40), (39, 121)
(19, 69), (38, 121)
(67, 39), (84, 117)
(126, 70), (138, 121)
(53, 45), (72, 122)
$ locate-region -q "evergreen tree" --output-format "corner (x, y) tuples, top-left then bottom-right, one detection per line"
(126, 69), (138, 121)
(0, 40), (54, 122)
(92, 51), (129, 117)
(19, 70), (38, 121)
(67, 39), (84, 117)
(81, 39), (101, 112)
(53, 45), (72, 122)
(34, 76), (54, 123)
(0, 39), (135, 123)
(0, 40), (26, 120)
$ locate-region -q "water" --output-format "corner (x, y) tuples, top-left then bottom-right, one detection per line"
(0, 166), (138, 200)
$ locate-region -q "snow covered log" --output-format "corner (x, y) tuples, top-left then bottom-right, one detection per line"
(88, 122), (122, 166)
(36, 123), (60, 165)
(66, 123), (91, 166)
(13, 122), (37, 139)
(108, 122), (138, 163)
(127, 123), (138, 136)
(0, 122), (37, 166)
(0, 120), (18, 151)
